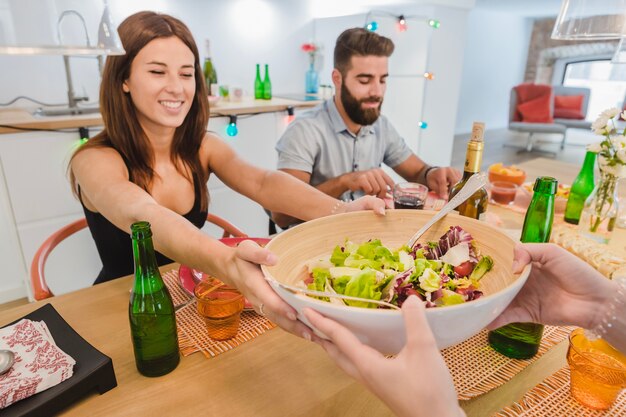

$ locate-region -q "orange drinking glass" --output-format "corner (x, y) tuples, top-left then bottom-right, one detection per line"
(195, 278), (244, 341)
(566, 328), (626, 410)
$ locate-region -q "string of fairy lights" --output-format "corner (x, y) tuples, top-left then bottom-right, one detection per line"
(6, 11), (441, 142)
(222, 11), (439, 140)
(363, 10), (439, 136)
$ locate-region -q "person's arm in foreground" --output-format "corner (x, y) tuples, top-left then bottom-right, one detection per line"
(304, 296), (465, 417)
(487, 243), (625, 353)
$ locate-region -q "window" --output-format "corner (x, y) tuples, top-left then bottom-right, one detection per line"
(563, 60), (626, 120)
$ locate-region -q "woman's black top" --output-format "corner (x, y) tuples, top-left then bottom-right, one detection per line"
(81, 174), (207, 284)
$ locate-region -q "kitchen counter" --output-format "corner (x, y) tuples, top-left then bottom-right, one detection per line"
(0, 97), (320, 134)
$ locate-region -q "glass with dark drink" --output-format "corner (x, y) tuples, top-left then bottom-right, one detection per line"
(393, 182), (428, 210)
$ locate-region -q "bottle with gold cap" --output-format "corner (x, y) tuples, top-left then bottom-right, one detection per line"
(448, 122), (488, 220)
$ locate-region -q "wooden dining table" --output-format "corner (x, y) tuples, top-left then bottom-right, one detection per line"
(1, 158), (617, 416)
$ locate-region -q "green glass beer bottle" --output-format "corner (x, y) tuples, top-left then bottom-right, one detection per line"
(263, 64), (272, 100)
(564, 151), (596, 225)
(254, 64), (263, 99)
(488, 177), (557, 359)
(129, 221), (180, 377)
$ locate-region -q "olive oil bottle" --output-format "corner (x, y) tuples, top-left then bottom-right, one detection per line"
(449, 122), (488, 219)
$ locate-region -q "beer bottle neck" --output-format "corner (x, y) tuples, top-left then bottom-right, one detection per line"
(133, 235), (160, 275)
(521, 191), (555, 243)
(580, 151), (596, 178)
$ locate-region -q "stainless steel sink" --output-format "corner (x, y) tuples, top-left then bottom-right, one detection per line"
(33, 106), (100, 117)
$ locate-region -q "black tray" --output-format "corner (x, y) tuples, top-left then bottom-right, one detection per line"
(0, 303), (117, 417)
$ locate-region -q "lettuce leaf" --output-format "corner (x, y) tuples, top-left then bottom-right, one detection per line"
(344, 269), (382, 308)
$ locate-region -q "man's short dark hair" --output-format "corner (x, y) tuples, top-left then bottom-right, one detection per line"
(334, 28), (395, 75)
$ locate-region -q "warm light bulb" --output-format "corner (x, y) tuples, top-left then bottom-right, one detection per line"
(428, 19), (440, 29)
(226, 115), (238, 137)
(397, 15), (407, 32)
(366, 21), (378, 31)
(285, 106), (295, 124)
(418, 121), (428, 129)
(423, 72), (435, 80)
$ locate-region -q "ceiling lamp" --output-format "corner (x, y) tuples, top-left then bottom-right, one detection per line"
(551, 0), (626, 40)
(0, 0), (124, 55)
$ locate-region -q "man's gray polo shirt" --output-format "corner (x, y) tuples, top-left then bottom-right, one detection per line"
(275, 99), (412, 201)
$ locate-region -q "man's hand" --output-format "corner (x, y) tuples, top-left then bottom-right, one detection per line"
(426, 167), (461, 198)
(342, 168), (395, 198)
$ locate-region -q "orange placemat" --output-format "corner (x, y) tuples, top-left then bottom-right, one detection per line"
(442, 327), (575, 400)
(493, 367), (626, 416)
(162, 269), (276, 358)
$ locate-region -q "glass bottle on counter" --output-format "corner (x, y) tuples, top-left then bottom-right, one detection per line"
(263, 64), (272, 100)
(254, 64), (263, 100)
(129, 221), (180, 377)
(488, 176), (557, 359)
(203, 39), (218, 96)
(448, 121), (488, 220)
(564, 151), (596, 225)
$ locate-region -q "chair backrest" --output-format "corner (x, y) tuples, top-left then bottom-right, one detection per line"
(509, 85), (558, 125)
(30, 213), (248, 300)
(552, 85), (591, 116)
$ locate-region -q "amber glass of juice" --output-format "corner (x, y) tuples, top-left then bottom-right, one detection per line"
(567, 328), (626, 410)
(195, 278), (244, 341)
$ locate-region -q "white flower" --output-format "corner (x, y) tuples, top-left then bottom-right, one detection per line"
(600, 107), (621, 120)
(592, 117), (610, 135)
(618, 148), (626, 164)
(587, 142), (603, 153)
(601, 163), (626, 178)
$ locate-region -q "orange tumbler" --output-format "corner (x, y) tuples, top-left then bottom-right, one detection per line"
(567, 328), (626, 410)
(195, 278), (244, 341)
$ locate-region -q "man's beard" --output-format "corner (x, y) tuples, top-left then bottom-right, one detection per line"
(340, 82), (383, 126)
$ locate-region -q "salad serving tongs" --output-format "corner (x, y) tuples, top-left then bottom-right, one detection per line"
(270, 280), (401, 310)
(407, 172), (488, 249)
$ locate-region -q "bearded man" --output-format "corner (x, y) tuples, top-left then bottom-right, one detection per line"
(272, 28), (460, 228)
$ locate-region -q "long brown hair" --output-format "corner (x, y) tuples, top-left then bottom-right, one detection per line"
(70, 11), (209, 210)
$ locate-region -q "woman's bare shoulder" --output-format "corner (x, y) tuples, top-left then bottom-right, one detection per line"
(71, 145), (127, 176)
(200, 132), (233, 161)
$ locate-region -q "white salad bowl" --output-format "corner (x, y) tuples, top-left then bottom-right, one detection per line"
(261, 210), (531, 354)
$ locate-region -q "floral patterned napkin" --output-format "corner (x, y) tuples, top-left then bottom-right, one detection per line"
(0, 319), (75, 409)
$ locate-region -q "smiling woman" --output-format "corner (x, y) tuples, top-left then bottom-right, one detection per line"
(65, 11), (386, 345)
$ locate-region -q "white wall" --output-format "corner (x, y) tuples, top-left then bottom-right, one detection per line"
(454, 9), (533, 134)
(0, 0), (316, 105)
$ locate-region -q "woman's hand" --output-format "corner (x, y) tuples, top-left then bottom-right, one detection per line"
(304, 296), (464, 417)
(226, 240), (315, 340)
(342, 195), (386, 216)
(487, 243), (616, 330)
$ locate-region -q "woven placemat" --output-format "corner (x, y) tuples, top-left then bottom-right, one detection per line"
(442, 326), (575, 400)
(162, 269), (276, 358)
(494, 367), (626, 416)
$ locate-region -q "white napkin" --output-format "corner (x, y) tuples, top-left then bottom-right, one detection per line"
(0, 319), (76, 409)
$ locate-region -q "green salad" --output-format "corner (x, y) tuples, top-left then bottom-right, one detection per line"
(303, 226), (493, 309)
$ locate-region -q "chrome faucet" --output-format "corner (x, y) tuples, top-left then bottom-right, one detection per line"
(57, 10), (102, 109)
